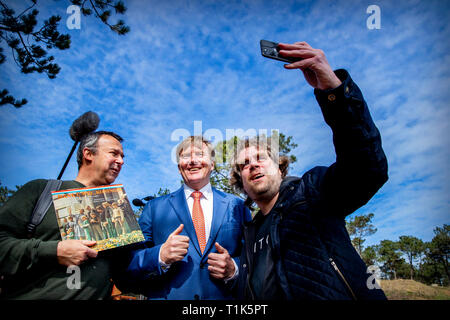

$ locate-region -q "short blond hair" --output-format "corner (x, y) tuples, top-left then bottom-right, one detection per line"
(175, 136), (215, 163)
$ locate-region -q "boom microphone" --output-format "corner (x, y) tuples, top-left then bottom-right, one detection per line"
(57, 111), (100, 180)
(132, 199), (145, 207)
(132, 196), (155, 207)
(69, 111), (100, 141)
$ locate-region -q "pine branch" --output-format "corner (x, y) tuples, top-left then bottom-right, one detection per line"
(86, 0), (129, 34)
(16, 30), (46, 74)
(16, 0), (37, 19)
(0, 89), (27, 107)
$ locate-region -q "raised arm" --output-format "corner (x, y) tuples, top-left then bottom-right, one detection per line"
(279, 42), (388, 217)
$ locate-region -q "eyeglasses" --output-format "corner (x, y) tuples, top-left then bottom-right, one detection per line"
(238, 153), (269, 171)
(179, 152), (209, 160)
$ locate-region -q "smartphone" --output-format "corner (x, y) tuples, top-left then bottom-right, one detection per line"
(260, 40), (302, 63)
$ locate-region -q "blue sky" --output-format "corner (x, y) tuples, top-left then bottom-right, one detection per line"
(0, 0), (449, 247)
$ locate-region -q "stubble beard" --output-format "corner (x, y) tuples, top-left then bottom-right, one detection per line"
(247, 175), (281, 203)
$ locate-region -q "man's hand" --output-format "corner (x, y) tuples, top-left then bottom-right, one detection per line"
(278, 41), (342, 90)
(56, 240), (98, 266)
(207, 242), (235, 280)
(160, 224), (190, 265)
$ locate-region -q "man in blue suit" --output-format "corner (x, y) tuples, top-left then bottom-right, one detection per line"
(126, 136), (251, 299)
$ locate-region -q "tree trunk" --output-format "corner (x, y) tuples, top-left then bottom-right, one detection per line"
(442, 256), (449, 279)
(409, 255), (414, 280)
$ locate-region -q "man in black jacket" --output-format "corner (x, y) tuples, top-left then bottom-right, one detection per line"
(230, 41), (388, 300)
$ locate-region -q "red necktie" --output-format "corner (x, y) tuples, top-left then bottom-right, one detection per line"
(192, 191), (206, 254)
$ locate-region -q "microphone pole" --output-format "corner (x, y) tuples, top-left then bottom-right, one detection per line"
(57, 111), (100, 180)
(57, 141), (78, 180)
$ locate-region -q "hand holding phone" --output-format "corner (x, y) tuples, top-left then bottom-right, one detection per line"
(260, 40), (302, 63)
(260, 40), (342, 90)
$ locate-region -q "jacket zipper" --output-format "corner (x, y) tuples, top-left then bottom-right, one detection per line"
(329, 257), (357, 301)
(245, 249), (256, 300)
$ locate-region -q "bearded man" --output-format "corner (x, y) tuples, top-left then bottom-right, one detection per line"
(230, 41), (388, 300)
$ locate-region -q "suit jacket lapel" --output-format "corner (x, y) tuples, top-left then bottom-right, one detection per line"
(202, 188), (229, 262)
(169, 186), (202, 256)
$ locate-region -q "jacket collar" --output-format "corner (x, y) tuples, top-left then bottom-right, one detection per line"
(272, 176), (302, 211)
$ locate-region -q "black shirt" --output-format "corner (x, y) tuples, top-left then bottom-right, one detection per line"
(248, 211), (284, 300)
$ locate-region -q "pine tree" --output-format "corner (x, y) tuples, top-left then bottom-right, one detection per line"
(428, 225), (450, 281)
(398, 235), (425, 280)
(346, 213), (377, 256)
(376, 240), (404, 280)
(0, 181), (20, 206)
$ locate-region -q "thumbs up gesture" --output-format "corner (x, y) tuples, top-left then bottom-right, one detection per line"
(160, 224), (190, 265)
(207, 242), (236, 280)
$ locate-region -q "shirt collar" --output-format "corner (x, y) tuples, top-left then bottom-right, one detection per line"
(183, 182), (213, 200)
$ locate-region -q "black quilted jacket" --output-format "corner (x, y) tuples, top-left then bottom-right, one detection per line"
(236, 70), (388, 300)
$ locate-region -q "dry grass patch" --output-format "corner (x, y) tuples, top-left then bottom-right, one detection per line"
(380, 279), (450, 300)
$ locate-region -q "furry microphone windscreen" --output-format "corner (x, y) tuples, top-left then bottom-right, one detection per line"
(69, 111), (100, 141)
